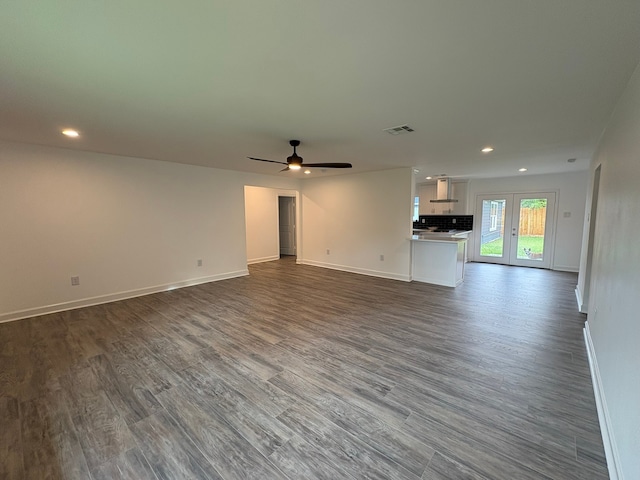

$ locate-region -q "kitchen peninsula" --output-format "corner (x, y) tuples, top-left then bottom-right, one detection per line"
(410, 227), (471, 287)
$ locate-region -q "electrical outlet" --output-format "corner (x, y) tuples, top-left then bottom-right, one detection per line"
(326, 249), (330, 255)
(197, 259), (203, 266)
(563, 212), (571, 218)
(380, 254), (384, 261)
(71, 276), (80, 286)
(452, 218), (456, 224)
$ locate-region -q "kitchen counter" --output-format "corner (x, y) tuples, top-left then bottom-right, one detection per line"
(410, 233), (468, 287)
(412, 229), (471, 239)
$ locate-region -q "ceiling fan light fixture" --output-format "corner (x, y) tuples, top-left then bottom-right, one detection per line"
(289, 164), (302, 170)
(62, 128), (80, 138)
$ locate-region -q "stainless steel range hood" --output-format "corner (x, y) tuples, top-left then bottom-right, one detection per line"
(430, 177), (459, 203)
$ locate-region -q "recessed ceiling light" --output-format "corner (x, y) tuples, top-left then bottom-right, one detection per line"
(304, 170), (311, 175)
(62, 129), (80, 138)
(425, 176), (432, 180)
(518, 168), (527, 172)
(481, 146), (494, 153)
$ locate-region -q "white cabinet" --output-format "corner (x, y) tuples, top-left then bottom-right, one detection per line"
(411, 238), (467, 287)
(417, 184), (437, 214)
(417, 181), (468, 215)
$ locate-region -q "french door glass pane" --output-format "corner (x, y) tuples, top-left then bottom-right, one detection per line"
(480, 199), (506, 257)
(516, 198), (547, 261)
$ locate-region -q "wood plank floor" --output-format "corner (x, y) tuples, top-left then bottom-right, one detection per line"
(0, 258), (608, 479)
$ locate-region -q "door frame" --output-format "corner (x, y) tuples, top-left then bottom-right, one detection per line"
(278, 195), (297, 257)
(579, 165), (601, 313)
(472, 190), (558, 268)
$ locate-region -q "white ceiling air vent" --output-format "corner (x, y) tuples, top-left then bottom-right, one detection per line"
(430, 177), (459, 203)
(383, 125), (415, 135)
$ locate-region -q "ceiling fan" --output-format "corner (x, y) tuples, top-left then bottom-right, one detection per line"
(248, 140), (352, 171)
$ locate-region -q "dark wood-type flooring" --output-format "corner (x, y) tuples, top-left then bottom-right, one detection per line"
(0, 258), (608, 479)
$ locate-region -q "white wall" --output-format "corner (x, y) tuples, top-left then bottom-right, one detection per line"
(244, 186), (279, 264)
(466, 171), (588, 271)
(0, 141), (299, 322)
(300, 168), (413, 281)
(244, 186), (298, 264)
(582, 64), (640, 479)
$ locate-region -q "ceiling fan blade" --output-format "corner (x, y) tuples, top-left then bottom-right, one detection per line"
(247, 157), (288, 165)
(302, 163), (353, 168)
(249, 141), (353, 171)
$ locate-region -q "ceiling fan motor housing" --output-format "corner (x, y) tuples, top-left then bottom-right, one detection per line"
(287, 140), (302, 166)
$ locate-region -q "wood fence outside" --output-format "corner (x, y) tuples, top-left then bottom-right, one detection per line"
(518, 207), (546, 236)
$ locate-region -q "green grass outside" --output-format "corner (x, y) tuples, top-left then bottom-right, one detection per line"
(480, 235), (545, 258)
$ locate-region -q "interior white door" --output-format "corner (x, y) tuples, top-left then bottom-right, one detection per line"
(475, 192), (556, 268)
(278, 196), (296, 256)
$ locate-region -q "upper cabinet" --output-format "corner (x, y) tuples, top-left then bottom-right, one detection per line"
(417, 181), (468, 215)
(417, 184), (437, 214)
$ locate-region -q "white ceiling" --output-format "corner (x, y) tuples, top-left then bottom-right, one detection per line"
(2, 1), (640, 180)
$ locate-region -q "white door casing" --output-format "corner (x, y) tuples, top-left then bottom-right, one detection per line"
(278, 196), (296, 256)
(474, 192), (556, 268)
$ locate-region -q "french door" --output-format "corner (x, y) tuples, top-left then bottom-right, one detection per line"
(474, 192), (556, 268)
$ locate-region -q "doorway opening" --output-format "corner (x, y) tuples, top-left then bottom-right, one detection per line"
(474, 192), (557, 268)
(278, 196), (296, 258)
(244, 186), (299, 265)
(579, 165), (601, 312)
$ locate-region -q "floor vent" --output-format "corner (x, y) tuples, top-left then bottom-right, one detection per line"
(383, 125), (415, 135)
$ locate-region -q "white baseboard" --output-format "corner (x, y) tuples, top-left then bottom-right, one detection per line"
(0, 269), (249, 324)
(584, 321), (623, 480)
(575, 286), (588, 313)
(247, 255), (280, 265)
(552, 265), (579, 272)
(299, 259), (411, 282)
